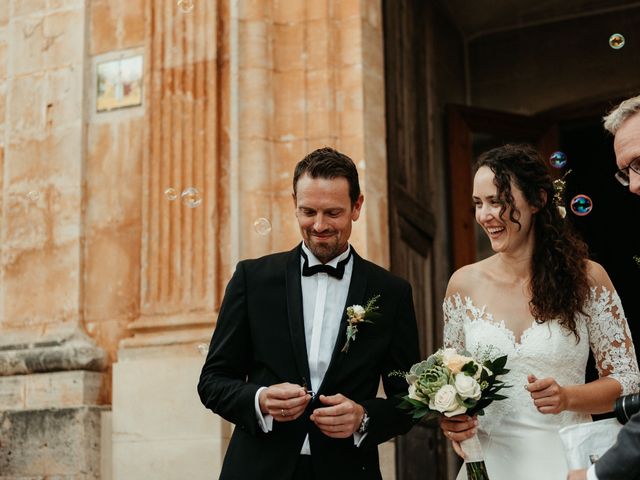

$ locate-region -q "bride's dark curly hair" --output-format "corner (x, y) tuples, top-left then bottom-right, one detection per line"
(475, 144), (590, 338)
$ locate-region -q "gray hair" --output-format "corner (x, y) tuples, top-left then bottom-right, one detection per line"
(603, 94), (640, 134)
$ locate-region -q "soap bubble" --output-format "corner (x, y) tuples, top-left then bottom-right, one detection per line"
(549, 151), (567, 169)
(164, 188), (178, 201)
(570, 194), (593, 216)
(27, 191), (40, 201)
(181, 187), (202, 208)
(177, 0), (194, 13)
(253, 218), (272, 236)
(197, 343), (209, 356)
(609, 33), (625, 50)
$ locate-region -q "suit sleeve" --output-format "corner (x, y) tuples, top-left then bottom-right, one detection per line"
(197, 261), (262, 435)
(594, 411), (640, 479)
(360, 282), (420, 447)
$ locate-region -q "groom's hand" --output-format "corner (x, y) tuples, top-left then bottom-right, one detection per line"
(526, 374), (568, 414)
(259, 383), (311, 422)
(310, 394), (364, 438)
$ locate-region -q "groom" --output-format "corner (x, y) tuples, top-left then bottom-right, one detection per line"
(198, 147), (420, 479)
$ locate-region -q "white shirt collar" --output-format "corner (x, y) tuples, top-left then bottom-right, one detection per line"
(301, 242), (351, 268)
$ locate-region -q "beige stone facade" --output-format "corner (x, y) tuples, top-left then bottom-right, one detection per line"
(0, 0), (391, 478)
(4, 0), (640, 479)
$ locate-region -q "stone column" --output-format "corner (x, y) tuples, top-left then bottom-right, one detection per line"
(111, 1), (231, 478)
(0, 1), (108, 479)
(235, 0), (389, 267)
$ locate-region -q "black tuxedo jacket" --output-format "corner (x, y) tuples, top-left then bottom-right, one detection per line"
(198, 244), (420, 480)
(595, 411), (640, 479)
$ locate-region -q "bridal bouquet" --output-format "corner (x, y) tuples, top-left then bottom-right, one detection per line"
(395, 348), (510, 480)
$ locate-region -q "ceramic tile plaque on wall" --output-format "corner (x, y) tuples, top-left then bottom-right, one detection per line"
(96, 55), (143, 112)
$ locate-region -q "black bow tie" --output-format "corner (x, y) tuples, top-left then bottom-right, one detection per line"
(301, 249), (352, 280)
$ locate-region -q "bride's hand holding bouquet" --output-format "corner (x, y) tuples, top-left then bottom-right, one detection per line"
(394, 348), (510, 480)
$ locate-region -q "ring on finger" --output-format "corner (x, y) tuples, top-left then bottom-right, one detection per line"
(281, 408), (287, 417)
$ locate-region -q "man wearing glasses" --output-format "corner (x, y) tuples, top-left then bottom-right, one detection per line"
(567, 94), (640, 479)
(605, 95), (640, 195)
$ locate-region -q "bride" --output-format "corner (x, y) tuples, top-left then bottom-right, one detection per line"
(440, 144), (640, 480)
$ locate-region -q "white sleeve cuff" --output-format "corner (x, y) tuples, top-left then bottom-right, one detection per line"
(587, 464), (598, 480)
(254, 386), (273, 433)
(353, 431), (368, 447)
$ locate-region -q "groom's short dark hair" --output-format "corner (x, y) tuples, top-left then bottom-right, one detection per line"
(293, 147), (361, 205)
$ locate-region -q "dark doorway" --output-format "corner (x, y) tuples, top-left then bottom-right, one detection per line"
(559, 116), (640, 360)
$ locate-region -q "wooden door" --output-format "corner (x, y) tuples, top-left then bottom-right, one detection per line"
(383, 1), (450, 479)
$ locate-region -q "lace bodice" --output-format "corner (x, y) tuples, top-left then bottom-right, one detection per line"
(443, 287), (640, 434)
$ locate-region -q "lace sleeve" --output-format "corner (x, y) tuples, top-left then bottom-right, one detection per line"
(586, 287), (640, 395)
(443, 294), (466, 351)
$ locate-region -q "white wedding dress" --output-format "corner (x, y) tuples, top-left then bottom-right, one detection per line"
(444, 287), (640, 480)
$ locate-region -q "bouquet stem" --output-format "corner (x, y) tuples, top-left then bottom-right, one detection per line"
(461, 434), (490, 480)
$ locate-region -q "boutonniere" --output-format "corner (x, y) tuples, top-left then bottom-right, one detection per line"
(341, 294), (381, 353)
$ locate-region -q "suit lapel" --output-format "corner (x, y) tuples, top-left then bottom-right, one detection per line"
(285, 244), (312, 386)
(317, 249), (368, 394)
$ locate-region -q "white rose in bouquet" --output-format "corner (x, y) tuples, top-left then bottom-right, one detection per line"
(454, 373), (482, 400)
(430, 384), (466, 417)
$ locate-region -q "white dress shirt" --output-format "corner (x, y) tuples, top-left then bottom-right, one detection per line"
(253, 244), (364, 454)
(587, 465), (598, 480)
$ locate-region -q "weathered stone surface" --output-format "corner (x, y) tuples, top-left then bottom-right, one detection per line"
(0, 407), (103, 478)
(0, 376), (25, 410)
(25, 371), (103, 409)
(0, 370), (106, 410)
(0, 326), (106, 376)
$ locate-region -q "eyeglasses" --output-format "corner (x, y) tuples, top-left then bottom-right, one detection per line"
(615, 157), (640, 187)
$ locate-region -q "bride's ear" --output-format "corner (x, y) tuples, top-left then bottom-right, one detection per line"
(532, 189), (547, 213)
(540, 189), (548, 206)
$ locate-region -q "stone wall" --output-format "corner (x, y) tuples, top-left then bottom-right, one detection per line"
(0, 1), (108, 478)
(0, 0), (393, 479)
(110, 1), (392, 478)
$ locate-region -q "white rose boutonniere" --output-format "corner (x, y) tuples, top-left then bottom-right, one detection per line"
(341, 294), (380, 353)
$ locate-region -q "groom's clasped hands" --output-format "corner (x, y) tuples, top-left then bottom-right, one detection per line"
(259, 383), (365, 437)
